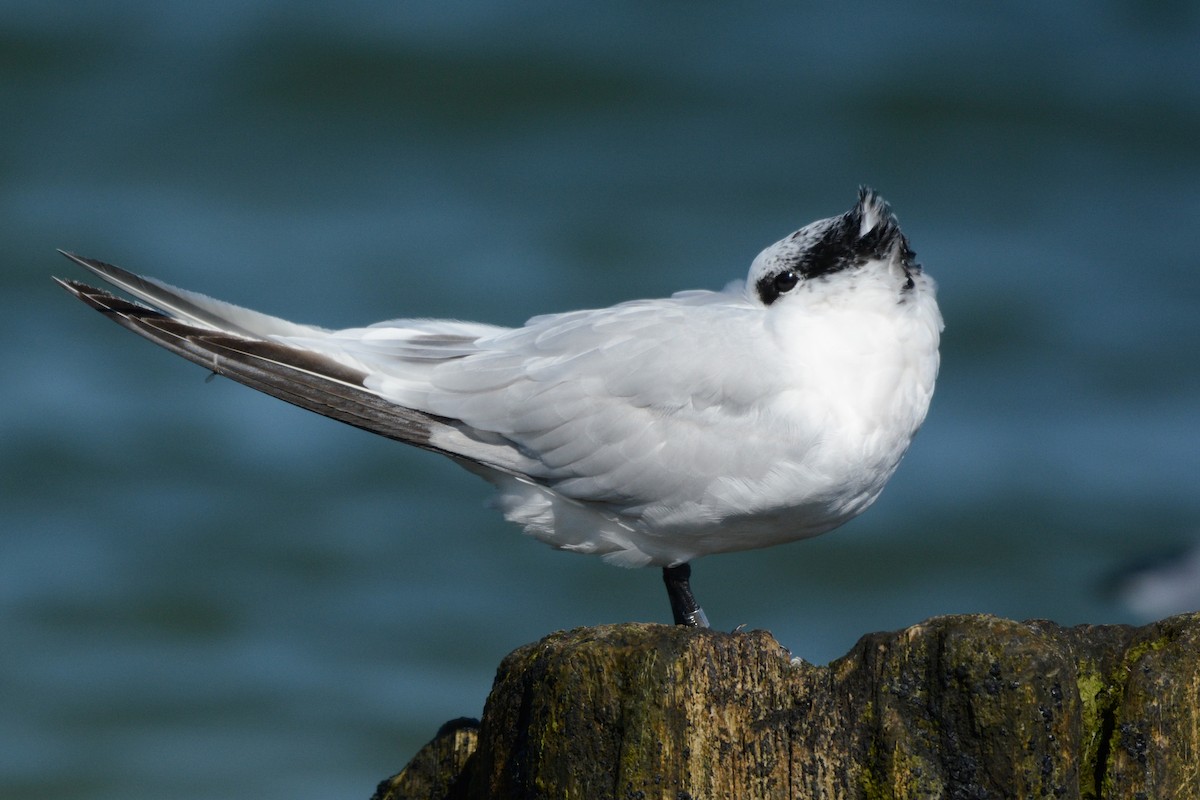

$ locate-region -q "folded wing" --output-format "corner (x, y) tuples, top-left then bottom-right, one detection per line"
(54, 253), (535, 477)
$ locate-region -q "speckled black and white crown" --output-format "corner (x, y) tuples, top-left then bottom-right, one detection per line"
(752, 187), (919, 305)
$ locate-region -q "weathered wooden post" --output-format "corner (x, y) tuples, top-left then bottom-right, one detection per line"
(374, 613), (1200, 799)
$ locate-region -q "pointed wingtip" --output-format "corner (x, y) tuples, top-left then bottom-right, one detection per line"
(55, 252), (116, 300)
(55, 251), (177, 312)
(57, 249), (124, 276)
(52, 274), (89, 298)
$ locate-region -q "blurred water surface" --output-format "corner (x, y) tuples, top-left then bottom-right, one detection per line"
(3, 3), (1199, 798)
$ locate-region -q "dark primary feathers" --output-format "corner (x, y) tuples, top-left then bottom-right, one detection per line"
(54, 253), (463, 460)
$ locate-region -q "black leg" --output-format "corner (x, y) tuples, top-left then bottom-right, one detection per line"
(662, 563), (710, 628)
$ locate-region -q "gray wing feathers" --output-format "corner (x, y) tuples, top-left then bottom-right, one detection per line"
(394, 298), (782, 513)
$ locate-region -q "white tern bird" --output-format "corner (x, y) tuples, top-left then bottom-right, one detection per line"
(56, 187), (942, 627)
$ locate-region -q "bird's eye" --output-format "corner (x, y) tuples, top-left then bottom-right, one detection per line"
(773, 270), (799, 294)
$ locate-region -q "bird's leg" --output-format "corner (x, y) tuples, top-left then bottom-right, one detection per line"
(662, 563), (710, 628)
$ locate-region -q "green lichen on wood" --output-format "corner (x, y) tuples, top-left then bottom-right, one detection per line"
(1103, 616), (1200, 798)
(379, 613), (1200, 799)
(1075, 664), (1118, 800)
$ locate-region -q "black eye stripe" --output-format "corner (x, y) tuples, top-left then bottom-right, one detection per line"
(756, 269), (800, 305)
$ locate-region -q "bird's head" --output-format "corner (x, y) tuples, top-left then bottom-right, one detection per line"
(747, 187), (920, 308)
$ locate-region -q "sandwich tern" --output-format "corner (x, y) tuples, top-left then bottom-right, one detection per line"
(56, 187), (942, 627)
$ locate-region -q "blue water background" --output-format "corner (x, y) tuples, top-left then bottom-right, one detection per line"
(3, 3), (1199, 798)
